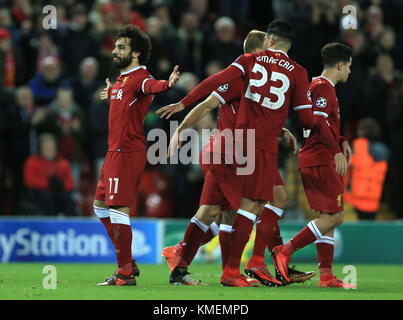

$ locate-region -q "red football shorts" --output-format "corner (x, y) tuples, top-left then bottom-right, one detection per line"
(242, 149), (277, 202)
(95, 150), (147, 207)
(299, 165), (344, 214)
(199, 148), (242, 211)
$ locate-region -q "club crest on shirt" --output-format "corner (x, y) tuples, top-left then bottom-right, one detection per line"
(120, 76), (129, 87)
(218, 84), (228, 92)
(316, 97), (327, 108)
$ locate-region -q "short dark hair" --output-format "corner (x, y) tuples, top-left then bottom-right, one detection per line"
(116, 24), (152, 65)
(243, 30), (266, 53)
(266, 20), (295, 44)
(321, 42), (352, 68)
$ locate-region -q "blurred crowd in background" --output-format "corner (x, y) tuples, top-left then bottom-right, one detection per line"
(0, 0), (402, 220)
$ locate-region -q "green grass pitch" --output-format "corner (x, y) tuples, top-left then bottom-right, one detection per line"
(1, 263), (403, 300)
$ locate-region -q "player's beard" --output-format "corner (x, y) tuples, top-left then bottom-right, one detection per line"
(112, 53), (133, 69)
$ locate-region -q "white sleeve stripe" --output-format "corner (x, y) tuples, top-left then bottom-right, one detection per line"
(294, 104), (312, 111)
(141, 78), (152, 94)
(313, 111), (328, 118)
(231, 62), (245, 75)
(211, 91), (226, 105)
(230, 103), (236, 114)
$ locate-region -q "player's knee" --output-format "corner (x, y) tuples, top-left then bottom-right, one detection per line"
(220, 210), (236, 226)
(195, 205), (221, 224)
(93, 199), (106, 208)
(272, 187), (288, 210)
(334, 212), (344, 227)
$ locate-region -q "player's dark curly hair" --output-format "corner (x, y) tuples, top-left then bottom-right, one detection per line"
(116, 24), (152, 65)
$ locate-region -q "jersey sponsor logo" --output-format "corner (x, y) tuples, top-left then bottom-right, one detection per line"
(316, 97), (327, 108)
(116, 89), (123, 100)
(218, 84), (228, 92)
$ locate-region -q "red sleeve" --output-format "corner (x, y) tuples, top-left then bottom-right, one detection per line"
(311, 85), (340, 155)
(23, 157), (48, 190)
(292, 67), (313, 129)
(141, 78), (170, 94)
(181, 65), (243, 107)
(211, 80), (242, 105)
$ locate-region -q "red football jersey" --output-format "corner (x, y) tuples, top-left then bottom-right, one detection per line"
(232, 49), (312, 153)
(298, 75), (343, 168)
(181, 49), (313, 154)
(212, 80), (242, 131)
(107, 65), (169, 152)
(205, 80), (242, 156)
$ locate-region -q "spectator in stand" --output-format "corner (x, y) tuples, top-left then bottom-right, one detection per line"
(28, 56), (69, 106)
(204, 16), (242, 72)
(344, 118), (389, 220)
(364, 4), (385, 43)
(170, 11), (205, 78)
(33, 87), (86, 189)
(88, 86), (109, 181)
(0, 27), (23, 103)
(23, 133), (75, 216)
(49, 87), (86, 186)
(117, 0), (147, 32)
(363, 53), (401, 143)
(2, 86), (36, 213)
(59, 3), (99, 77)
(146, 16), (174, 79)
(386, 81), (403, 219)
(71, 56), (102, 117)
(374, 26), (399, 66)
(152, 2), (177, 38)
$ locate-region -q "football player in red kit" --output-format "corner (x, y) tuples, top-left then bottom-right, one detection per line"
(93, 25), (180, 286)
(159, 30), (314, 286)
(157, 20), (314, 287)
(271, 42), (356, 288)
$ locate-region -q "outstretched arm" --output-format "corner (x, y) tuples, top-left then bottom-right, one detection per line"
(142, 65), (180, 94)
(156, 65), (242, 119)
(167, 94), (221, 157)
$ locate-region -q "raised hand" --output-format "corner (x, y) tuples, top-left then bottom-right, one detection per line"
(168, 65), (180, 88)
(100, 78), (112, 100)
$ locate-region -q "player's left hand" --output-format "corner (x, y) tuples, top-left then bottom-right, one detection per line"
(281, 128), (297, 154)
(168, 65), (180, 88)
(341, 140), (352, 164)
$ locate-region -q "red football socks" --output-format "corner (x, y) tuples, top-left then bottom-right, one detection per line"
(285, 220), (321, 254)
(267, 220), (283, 251)
(176, 217), (209, 268)
(114, 224), (133, 275)
(250, 205), (281, 264)
(315, 236), (335, 279)
(219, 224), (233, 269)
(224, 210), (255, 271)
(100, 217), (116, 246)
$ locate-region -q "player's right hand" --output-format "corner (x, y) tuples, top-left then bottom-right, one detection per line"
(155, 102), (185, 119)
(100, 78), (112, 100)
(334, 152), (348, 176)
